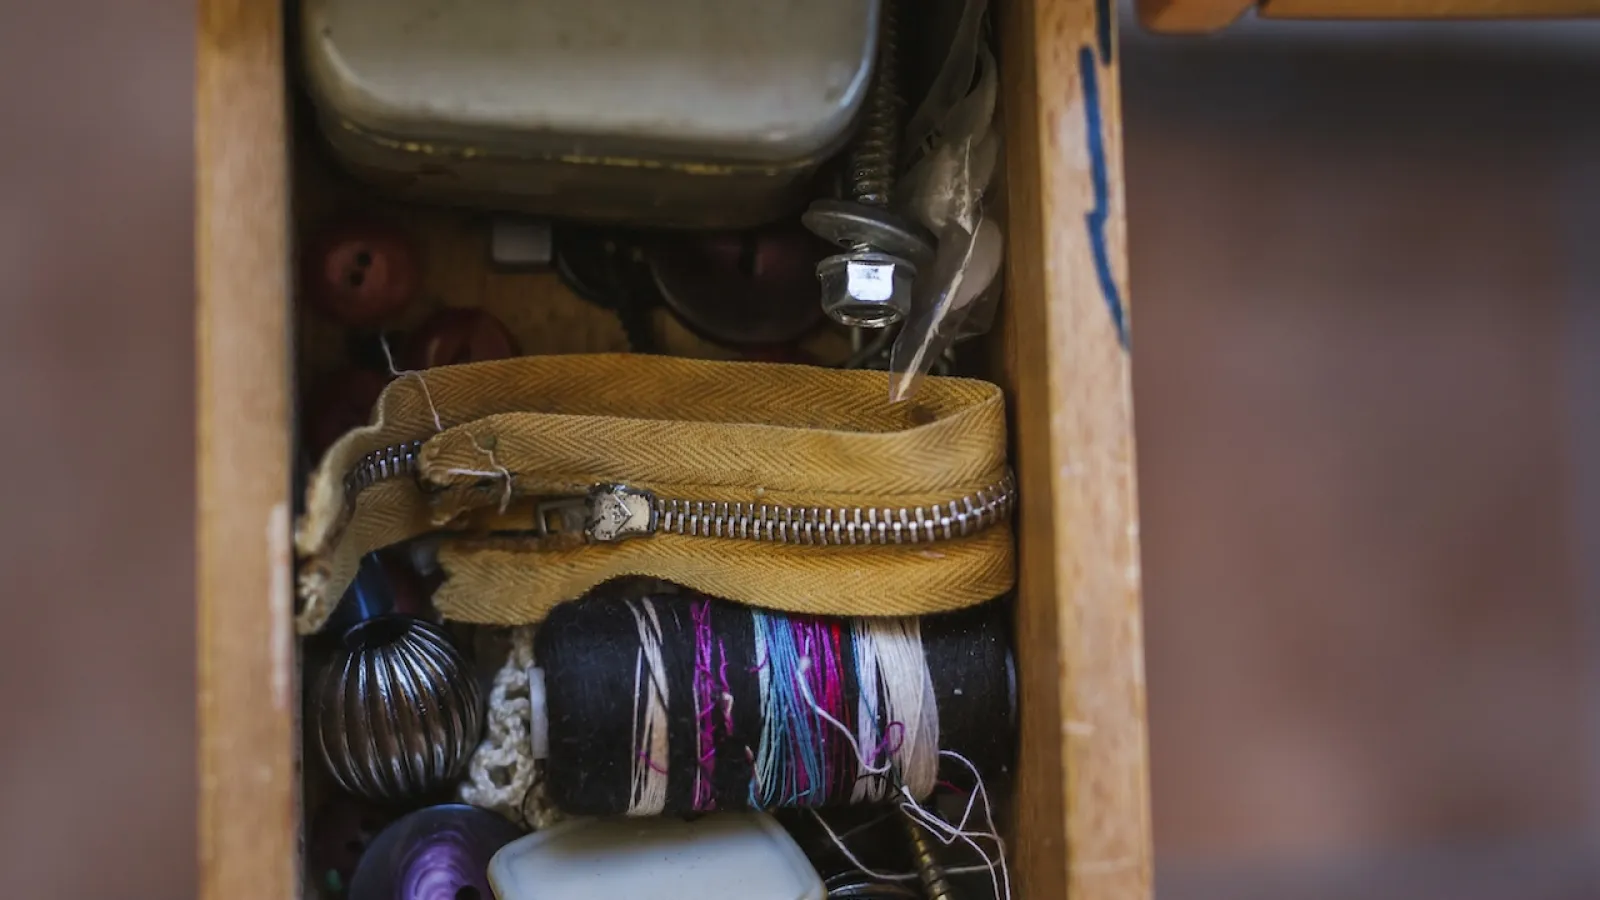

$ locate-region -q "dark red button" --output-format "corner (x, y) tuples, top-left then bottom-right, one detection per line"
(406, 308), (520, 369)
(304, 368), (391, 459)
(375, 549), (436, 620)
(304, 222), (421, 327)
(647, 225), (829, 347)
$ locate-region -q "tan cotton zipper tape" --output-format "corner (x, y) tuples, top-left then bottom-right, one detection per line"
(431, 528), (1014, 625)
(294, 354), (1012, 634)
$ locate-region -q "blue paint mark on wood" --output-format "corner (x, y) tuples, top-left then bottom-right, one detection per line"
(1094, 0), (1114, 63)
(1078, 47), (1128, 349)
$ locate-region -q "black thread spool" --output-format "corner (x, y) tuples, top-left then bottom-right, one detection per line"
(535, 592), (1015, 817)
(313, 552), (485, 804)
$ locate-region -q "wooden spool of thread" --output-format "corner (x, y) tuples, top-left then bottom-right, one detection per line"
(533, 592), (1015, 817)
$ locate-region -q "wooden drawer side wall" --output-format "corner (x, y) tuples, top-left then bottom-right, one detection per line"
(198, 2), (297, 898)
(999, 1), (1150, 897)
(195, 1), (1151, 898)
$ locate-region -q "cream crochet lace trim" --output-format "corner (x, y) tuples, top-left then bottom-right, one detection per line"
(456, 626), (564, 830)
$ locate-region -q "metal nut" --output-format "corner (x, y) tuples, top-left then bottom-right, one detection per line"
(817, 251), (916, 328)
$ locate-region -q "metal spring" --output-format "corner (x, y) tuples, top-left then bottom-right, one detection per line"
(903, 811), (961, 900)
(847, 0), (902, 209)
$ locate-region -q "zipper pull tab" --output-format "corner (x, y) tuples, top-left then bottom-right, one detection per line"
(533, 484), (658, 542)
(584, 483), (659, 542)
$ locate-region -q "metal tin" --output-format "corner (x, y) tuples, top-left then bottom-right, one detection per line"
(302, 0), (880, 228)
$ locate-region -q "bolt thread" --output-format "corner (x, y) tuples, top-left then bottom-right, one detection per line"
(847, 0), (902, 209)
(903, 812), (960, 900)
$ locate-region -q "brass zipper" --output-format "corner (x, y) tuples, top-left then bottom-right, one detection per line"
(345, 440), (1015, 547)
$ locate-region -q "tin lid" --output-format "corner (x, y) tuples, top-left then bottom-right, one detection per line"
(303, 0), (878, 166)
(488, 813), (825, 900)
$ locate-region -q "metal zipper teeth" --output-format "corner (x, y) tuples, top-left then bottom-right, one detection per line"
(652, 471), (1016, 546)
(344, 440), (424, 499)
(343, 439), (1016, 546)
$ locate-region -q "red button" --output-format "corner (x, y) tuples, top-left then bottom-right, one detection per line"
(406, 308), (520, 369)
(304, 223), (421, 327)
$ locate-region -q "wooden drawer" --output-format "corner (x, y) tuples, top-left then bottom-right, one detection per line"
(1137, 0), (1600, 34)
(196, 1), (1150, 897)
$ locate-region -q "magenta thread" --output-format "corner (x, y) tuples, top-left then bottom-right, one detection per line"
(872, 720), (907, 767)
(636, 749), (670, 776)
(795, 618), (854, 802)
(717, 639), (734, 734)
(692, 599), (719, 810)
(534, 593), (1016, 819)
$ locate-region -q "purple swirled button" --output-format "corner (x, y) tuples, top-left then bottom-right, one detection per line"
(349, 805), (524, 900)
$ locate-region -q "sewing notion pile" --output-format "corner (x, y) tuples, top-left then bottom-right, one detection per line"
(291, 0), (1017, 897)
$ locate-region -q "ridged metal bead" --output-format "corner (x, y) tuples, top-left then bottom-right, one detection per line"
(314, 616), (485, 803)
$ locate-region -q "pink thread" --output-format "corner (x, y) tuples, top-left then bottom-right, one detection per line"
(872, 720), (906, 765)
(821, 622), (852, 797)
(792, 619), (854, 802)
(636, 749), (670, 775)
(846, 722), (905, 798)
(691, 599), (719, 811)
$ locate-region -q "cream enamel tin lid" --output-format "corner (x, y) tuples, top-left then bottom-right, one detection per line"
(303, 0), (878, 165)
(488, 813), (825, 900)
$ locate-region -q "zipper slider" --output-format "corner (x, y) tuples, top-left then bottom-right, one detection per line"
(534, 484), (659, 543)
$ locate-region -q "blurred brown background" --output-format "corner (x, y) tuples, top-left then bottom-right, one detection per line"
(1, 3), (1596, 899)
(0, 1), (196, 899)
(1126, 18), (1600, 900)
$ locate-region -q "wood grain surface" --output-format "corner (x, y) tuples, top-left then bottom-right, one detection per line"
(1000, 0), (1152, 898)
(1261, 0), (1600, 17)
(1136, 0), (1256, 33)
(1138, 0), (1600, 31)
(197, 2), (298, 900)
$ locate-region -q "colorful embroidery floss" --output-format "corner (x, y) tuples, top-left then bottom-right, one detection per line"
(534, 590), (1014, 817)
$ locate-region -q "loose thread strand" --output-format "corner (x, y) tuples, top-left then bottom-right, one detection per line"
(800, 649), (1010, 900)
(809, 809), (1009, 885)
(626, 599), (669, 815)
(379, 332), (514, 511)
(379, 332), (444, 433)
